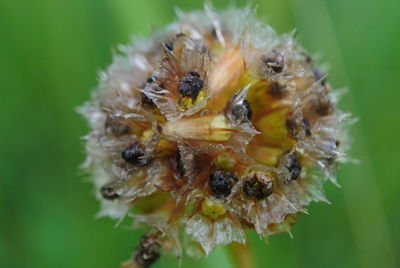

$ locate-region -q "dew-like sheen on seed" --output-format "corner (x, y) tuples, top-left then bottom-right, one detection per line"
(209, 170), (238, 198)
(231, 99), (252, 122)
(122, 144), (148, 166)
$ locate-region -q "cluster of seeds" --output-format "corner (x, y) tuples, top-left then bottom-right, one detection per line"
(80, 6), (349, 266)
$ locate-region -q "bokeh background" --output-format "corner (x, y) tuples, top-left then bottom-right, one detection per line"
(1, 0), (399, 267)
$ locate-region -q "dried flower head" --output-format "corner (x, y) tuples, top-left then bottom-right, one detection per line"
(79, 5), (351, 266)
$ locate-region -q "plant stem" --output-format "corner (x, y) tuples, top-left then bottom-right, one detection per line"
(228, 242), (254, 268)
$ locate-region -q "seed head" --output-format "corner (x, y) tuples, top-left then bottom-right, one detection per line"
(79, 4), (351, 265)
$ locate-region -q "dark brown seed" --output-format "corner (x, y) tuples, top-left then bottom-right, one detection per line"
(178, 71), (204, 99)
(141, 92), (156, 108)
(163, 41), (173, 52)
(286, 115), (312, 139)
(243, 172), (273, 200)
(100, 182), (121, 200)
(261, 50), (285, 73)
(134, 234), (161, 267)
(281, 152), (302, 182)
(105, 115), (130, 137)
(122, 144), (149, 166)
(209, 170), (238, 198)
(231, 99), (252, 123)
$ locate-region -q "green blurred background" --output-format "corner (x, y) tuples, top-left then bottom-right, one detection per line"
(1, 0), (399, 267)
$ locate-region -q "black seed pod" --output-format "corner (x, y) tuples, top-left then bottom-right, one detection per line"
(280, 152), (302, 182)
(100, 182), (121, 200)
(231, 99), (252, 123)
(105, 115), (130, 137)
(122, 144), (149, 166)
(286, 115), (312, 139)
(134, 234), (161, 267)
(209, 170), (238, 198)
(178, 71), (204, 99)
(261, 50), (285, 73)
(243, 172), (273, 200)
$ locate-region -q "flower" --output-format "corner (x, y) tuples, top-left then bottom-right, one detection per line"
(79, 4), (350, 266)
